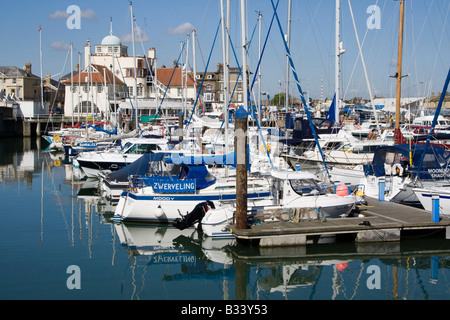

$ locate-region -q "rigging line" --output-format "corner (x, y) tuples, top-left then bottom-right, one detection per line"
(303, 0), (332, 92)
(347, 0), (380, 132)
(134, 18), (154, 81)
(152, 41), (186, 121)
(270, 0), (330, 178)
(114, 56), (142, 134)
(404, 0), (434, 72)
(44, 46), (71, 133)
(343, 0), (380, 101)
(248, 0), (279, 170)
(185, 18), (222, 133)
(429, 0), (450, 83)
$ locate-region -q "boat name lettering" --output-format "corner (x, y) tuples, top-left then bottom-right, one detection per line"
(152, 254), (196, 264)
(152, 196), (175, 201)
(152, 180), (196, 193)
(427, 168), (449, 179)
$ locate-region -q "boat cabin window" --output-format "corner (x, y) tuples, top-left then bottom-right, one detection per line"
(147, 161), (181, 177)
(384, 152), (403, 165)
(323, 141), (342, 151)
(421, 153), (438, 168)
(126, 143), (161, 154)
(352, 144), (382, 153)
(289, 179), (325, 196)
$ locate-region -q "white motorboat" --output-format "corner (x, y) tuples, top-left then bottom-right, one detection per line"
(76, 137), (169, 178)
(199, 170), (357, 238)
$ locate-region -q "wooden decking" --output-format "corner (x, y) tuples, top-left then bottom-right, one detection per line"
(229, 198), (450, 247)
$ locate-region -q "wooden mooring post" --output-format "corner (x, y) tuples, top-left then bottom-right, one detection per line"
(234, 106), (248, 230)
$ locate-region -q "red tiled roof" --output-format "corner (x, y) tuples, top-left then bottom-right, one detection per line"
(64, 64), (124, 85)
(156, 67), (195, 87)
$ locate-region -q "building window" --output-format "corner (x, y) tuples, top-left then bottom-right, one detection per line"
(126, 69), (134, 77)
(237, 93), (242, 102)
(97, 85), (103, 93)
(205, 93), (214, 102)
(12, 78), (16, 84)
(128, 86), (133, 97)
(137, 86), (143, 97)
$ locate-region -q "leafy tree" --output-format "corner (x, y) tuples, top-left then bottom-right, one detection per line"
(271, 93), (293, 106)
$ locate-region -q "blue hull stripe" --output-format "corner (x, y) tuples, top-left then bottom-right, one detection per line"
(123, 192), (271, 202)
(421, 193), (450, 200)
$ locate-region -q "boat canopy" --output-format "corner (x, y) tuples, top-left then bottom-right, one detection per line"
(106, 152), (173, 182)
(368, 144), (450, 180)
(166, 150), (251, 170)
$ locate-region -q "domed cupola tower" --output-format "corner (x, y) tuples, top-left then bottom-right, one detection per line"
(95, 18), (128, 57)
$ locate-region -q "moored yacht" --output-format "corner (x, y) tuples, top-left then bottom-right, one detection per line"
(76, 137), (169, 178)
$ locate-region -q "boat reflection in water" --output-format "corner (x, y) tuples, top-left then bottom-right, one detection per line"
(112, 221), (450, 300)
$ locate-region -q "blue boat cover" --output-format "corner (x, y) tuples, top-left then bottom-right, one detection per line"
(368, 144), (450, 180)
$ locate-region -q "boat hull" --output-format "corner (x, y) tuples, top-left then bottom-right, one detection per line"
(113, 190), (271, 223)
(413, 188), (450, 216)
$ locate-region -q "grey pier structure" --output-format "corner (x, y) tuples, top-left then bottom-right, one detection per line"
(229, 198), (450, 247)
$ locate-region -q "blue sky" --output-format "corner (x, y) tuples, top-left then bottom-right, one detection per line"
(1, 0), (449, 101)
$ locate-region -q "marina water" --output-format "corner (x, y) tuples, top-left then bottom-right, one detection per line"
(1, 137), (449, 300)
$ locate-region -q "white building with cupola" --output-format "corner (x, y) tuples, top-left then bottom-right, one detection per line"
(64, 21), (196, 120)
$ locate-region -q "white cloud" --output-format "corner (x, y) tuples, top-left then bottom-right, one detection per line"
(121, 27), (150, 43)
(81, 9), (97, 20)
(166, 22), (195, 35)
(49, 8), (97, 20)
(49, 10), (69, 20)
(50, 41), (71, 51)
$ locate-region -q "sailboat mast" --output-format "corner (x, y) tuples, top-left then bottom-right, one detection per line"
(70, 43), (74, 126)
(285, 0), (292, 110)
(39, 26), (44, 113)
(220, 0), (230, 158)
(395, 0), (405, 129)
(335, 0), (341, 122)
(130, 1), (138, 131)
(240, 0), (248, 114)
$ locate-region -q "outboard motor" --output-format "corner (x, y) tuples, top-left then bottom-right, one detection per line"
(173, 201), (215, 230)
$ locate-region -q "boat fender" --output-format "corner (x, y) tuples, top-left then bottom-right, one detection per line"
(335, 184), (350, 196)
(155, 205), (165, 218)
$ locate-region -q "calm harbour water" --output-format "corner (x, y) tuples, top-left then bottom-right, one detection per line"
(0, 137), (449, 301)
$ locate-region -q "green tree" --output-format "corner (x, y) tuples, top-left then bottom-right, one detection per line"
(271, 93), (293, 106)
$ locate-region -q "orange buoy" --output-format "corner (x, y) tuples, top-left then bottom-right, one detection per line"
(335, 184), (349, 196)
